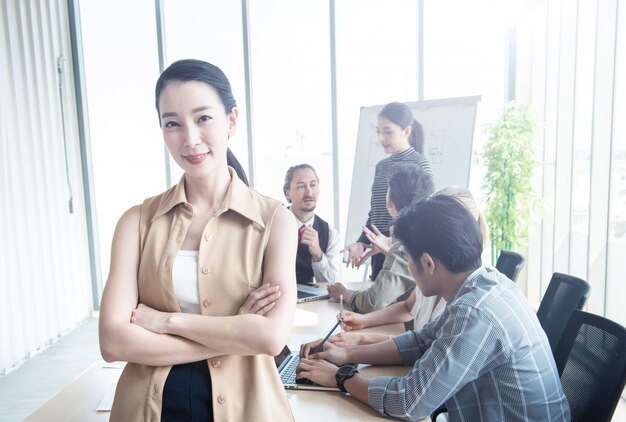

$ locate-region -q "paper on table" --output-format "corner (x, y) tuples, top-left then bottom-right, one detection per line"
(95, 361), (125, 411)
(101, 360), (125, 369)
(96, 383), (116, 412)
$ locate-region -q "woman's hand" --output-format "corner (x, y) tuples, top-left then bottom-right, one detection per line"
(131, 303), (171, 334)
(330, 331), (391, 347)
(327, 332), (367, 348)
(340, 242), (367, 268)
(238, 283), (281, 316)
(363, 225), (391, 255)
(354, 225), (390, 268)
(337, 310), (367, 331)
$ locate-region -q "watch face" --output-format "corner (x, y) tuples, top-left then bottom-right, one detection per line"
(338, 364), (357, 377)
(336, 364), (358, 392)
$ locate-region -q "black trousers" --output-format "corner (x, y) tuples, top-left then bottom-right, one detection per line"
(370, 253), (385, 281)
(161, 361), (213, 422)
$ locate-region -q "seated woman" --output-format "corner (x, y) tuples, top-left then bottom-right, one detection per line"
(328, 187), (489, 347)
(328, 164), (434, 313)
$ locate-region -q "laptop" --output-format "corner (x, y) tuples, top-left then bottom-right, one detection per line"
(297, 283), (329, 303)
(274, 345), (340, 391)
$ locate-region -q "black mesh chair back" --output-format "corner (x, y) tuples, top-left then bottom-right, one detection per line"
(554, 310), (626, 422)
(536, 272), (590, 351)
(494, 250), (525, 282)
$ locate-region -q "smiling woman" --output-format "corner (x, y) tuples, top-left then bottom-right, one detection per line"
(98, 59), (297, 421)
(159, 81), (235, 192)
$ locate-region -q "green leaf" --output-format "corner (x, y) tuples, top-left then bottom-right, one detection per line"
(480, 101), (539, 258)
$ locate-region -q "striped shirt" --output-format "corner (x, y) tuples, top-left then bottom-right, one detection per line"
(368, 266), (571, 421)
(357, 148), (432, 243)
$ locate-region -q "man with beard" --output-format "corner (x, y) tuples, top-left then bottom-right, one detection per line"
(284, 164), (340, 285)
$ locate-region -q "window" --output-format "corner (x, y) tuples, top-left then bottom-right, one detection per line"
(79, 0), (163, 281)
(606, 1), (625, 327)
(248, 0), (333, 221)
(335, 0), (419, 242)
(163, 0), (248, 181)
(516, 0), (623, 322)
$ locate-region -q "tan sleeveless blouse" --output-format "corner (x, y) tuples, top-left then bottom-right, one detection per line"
(110, 169), (294, 421)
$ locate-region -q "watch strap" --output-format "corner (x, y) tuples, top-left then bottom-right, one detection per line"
(335, 364), (359, 393)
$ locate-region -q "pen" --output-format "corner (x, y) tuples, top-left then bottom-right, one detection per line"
(339, 294), (344, 332)
(311, 319), (342, 354)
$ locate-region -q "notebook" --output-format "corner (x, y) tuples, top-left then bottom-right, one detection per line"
(297, 283), (330, 303)
(275, 345), (340, 391)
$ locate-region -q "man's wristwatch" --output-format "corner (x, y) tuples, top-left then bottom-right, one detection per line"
(335, 364), (359, 393)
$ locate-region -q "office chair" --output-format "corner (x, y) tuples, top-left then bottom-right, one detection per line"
(431, 404), (448, 421)
(554, 310), (626, 421)
(536, 272), (590, 352)
(494, 250), (525, 282)
(433, 272), (590, 421)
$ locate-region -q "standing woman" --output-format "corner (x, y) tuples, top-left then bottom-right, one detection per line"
(98, 59), (296, 421)
(343, 102), (432, 280)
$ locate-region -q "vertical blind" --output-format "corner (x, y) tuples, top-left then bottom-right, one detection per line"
(517, 0), (625, 326)
(0, 0), (93, 375)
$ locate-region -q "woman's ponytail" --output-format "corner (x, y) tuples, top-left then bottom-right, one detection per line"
(227, 148), (249, 186)
(410, 119), (425, 155)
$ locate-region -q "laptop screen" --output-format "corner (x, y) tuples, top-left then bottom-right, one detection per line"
(274, 345), (292, 368)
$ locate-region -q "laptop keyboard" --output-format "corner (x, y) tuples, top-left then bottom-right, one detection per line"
(280, 355), (300, 384)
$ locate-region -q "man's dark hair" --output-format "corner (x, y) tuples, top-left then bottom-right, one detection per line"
(393, 195), (483, 273)
(388, 164), (434, 212)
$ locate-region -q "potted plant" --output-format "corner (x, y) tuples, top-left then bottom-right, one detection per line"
(481, 101), (537, 264)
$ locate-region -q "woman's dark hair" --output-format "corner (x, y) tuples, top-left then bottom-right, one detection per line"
(387, 164), (434, 212)
(378, 102), (424, 154)
(155, 59), (249, 186)
(393, 195), (483, 273)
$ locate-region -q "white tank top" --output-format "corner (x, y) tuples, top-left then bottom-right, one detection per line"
(172, 250), (201, 314)
(411, 293), (447, 331)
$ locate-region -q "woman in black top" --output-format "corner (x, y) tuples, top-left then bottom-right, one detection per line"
(342, 102), (432, 280)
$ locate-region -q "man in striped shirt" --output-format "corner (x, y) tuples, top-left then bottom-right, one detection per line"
(298, 195), (570, 421)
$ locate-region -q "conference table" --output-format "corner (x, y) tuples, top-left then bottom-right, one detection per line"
(25, 282), (423, 421)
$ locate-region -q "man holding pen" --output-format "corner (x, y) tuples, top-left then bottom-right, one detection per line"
(297, 196), (570, 421)
(283, 164), (340, 285)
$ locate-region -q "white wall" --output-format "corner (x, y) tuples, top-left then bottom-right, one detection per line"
(0, 0), (93, 375)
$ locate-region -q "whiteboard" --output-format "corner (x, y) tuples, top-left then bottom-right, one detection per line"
(344, 96), (480, 246)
